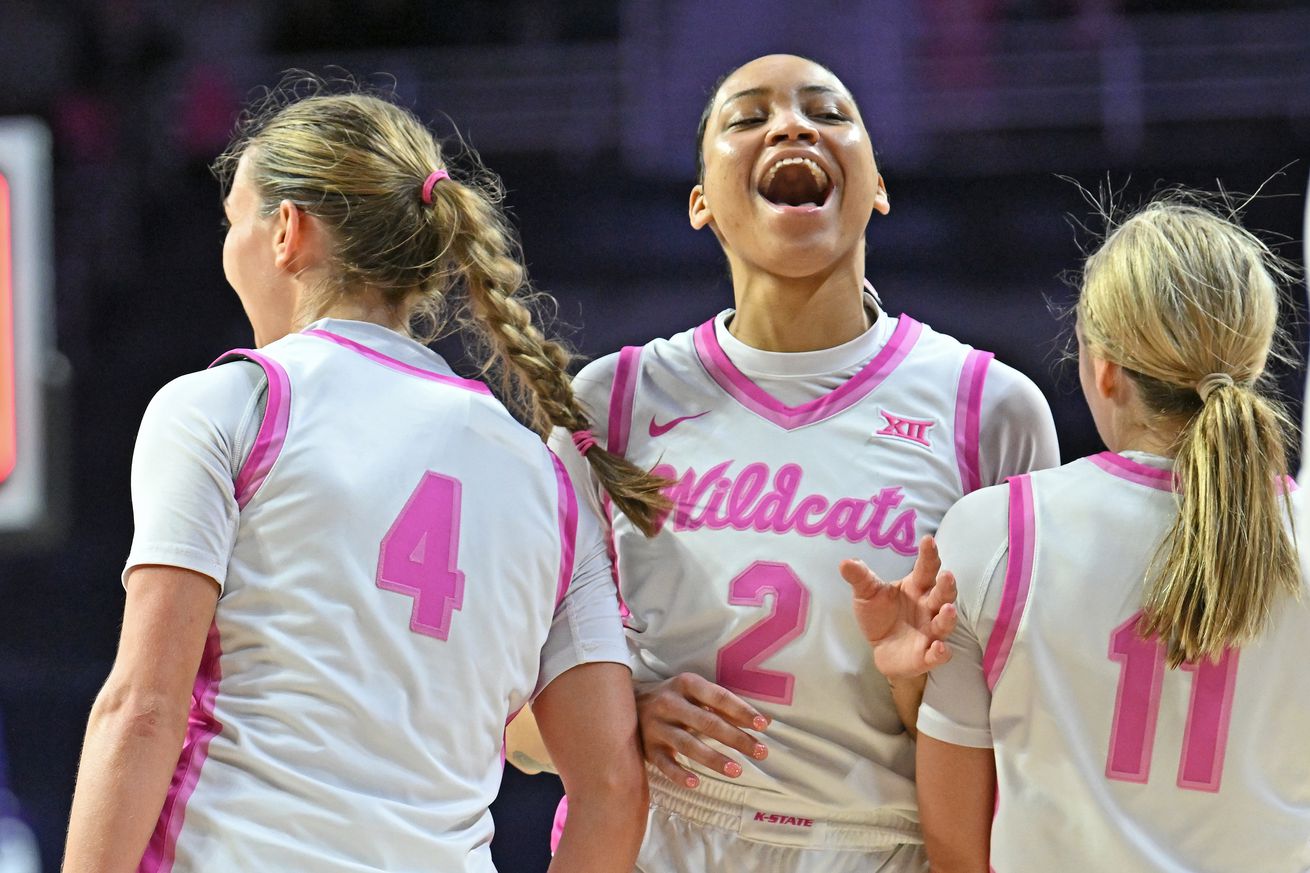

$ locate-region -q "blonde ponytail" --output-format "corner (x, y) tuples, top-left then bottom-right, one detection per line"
(1142, 380), (1297, 666)
(1078, 196), (1300, 666)
(215, 75), (670, 536)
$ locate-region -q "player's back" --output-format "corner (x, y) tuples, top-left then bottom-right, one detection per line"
(988, 453), (1310, 872)
(152, 321), (575, 873)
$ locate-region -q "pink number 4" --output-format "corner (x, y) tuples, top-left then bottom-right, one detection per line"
(1106, 613), (1240, 792)
(715, 562), (810, 705)
(376, 472), (465, 640)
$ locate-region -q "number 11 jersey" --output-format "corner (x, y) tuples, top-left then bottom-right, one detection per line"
(921, 452), (1310, 871)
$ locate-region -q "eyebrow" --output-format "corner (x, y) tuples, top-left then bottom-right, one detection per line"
(719, 83), (851, 111)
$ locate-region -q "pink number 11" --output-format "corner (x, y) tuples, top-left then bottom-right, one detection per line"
(1105, 613), (1239, 792)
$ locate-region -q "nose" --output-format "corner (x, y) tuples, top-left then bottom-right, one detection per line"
(767, 108), (818, 145)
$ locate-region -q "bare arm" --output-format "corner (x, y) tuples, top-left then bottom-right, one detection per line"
(916, 733), (994, 873)
(888, 676), (927, 740)
(535, 662), (647, 873)
(63, 565), (219, 873)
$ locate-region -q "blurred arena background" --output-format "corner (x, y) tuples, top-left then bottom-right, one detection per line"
(0, 1), (1307, 869)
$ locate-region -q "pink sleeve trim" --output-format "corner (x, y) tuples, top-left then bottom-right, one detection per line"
(954, 349), (994, 494)
(550, 451), (579, 608)
(606, 346), (642, 455)
(303, 328), (492, 394)
(982, 475), (1036, 691)
(139, 621), (223, 873)
(692, 315), (923, 430)
(209, 350), (292, 510)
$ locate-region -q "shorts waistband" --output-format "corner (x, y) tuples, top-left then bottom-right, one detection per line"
(646, 768), (921, 852)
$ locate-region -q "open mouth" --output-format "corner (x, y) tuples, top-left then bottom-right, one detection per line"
(758, 157), (832, 208)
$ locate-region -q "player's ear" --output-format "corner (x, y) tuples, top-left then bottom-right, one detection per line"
(689, 184), (714, 231)
(1093, 356), (1125, 403)
(872, 172), (890, 216)
(273, 199), (303, 272)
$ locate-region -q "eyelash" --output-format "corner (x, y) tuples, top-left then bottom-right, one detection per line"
(728, 110), (848, 129)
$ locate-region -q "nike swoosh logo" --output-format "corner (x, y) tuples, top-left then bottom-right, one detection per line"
(648, 410), (710, 438)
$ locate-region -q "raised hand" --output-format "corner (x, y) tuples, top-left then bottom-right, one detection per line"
(841, 535), (958, 680)
(634, 672), (770, 788)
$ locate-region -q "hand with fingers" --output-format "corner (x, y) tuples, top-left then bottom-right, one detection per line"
(634, 672), (770, 789)
(841, 535), (959, 680)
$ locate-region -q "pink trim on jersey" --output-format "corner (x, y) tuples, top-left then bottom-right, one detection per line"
(954, 349), (993, 494)
(210, 350), (292, 510)
(600, 493), (632, 622)
(1088, 452), (1175, 492)
(302, 328), (492, 394)
(1091, 452), (1298, 497)
(983, 475), (1036, 691)
(607, 346), (642, 455)
(550, 451), (579, 608)
(139, 621), (223, 873)
(691, 315), (924, 431)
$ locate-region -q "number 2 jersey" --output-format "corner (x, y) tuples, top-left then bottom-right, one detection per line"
(124, 319), (627, 873)
(554, 305), (1058, 841)
(920, 451), (1310, 872)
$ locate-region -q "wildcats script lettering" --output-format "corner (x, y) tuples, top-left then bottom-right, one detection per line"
(650, 460), (918, 556)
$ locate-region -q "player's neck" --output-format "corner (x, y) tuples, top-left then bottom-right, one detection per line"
(1104, 414), (1181, 459)
(304, 285), (411, 335)
(726, 269), (870, 353)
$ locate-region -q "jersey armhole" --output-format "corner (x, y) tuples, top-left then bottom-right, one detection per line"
(606, 345), (643, 456)
(548, 450), (580, 608)
(600, 345), (642, 623)
(981, 474), (1036, 691)
(954, 349), (994, 495)
(209, 349), (292, 509)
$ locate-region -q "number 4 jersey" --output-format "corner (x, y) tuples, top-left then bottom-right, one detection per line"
(556, 307), (1058, 841)
(124, 319), (626, 873)
(920, 451), (1310, 872)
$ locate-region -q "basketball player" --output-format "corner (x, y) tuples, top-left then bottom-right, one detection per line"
(914, 197), (1310, 871)
(61, 84), (666, 873)
(516, 54), (1059, 872)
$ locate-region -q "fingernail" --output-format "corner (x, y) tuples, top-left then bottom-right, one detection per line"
(753, 744), (768, 759)
(752, 716), (768, 731)
(724, 762), (742, 778)
(686, 774), (700, 788)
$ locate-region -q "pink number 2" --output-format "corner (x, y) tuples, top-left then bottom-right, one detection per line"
(376, 472), (466, 640)
(1106, 613), (1240, 792)
(715, 562), (810, 705)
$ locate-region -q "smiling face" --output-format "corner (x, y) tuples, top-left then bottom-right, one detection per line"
(690, 55), (888, 281)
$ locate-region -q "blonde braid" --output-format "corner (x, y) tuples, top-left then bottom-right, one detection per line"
(430, 179), (671, 536)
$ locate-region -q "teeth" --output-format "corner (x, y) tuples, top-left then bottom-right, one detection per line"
(761, 156), (829, 191)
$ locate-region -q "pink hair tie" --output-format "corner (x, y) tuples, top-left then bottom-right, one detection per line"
(421, 169), (450, 205)
(572, 430), (598, 456)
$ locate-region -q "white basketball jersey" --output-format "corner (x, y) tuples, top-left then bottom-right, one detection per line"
(984, 454), (1310, 872)
(143, 326), (579, 873)
(577, 312), (1050, 837)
